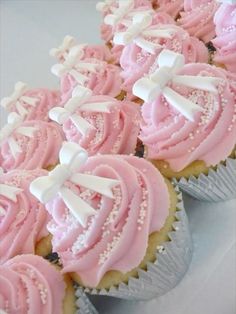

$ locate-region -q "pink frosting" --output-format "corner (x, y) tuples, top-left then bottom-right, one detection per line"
(157, 0), (184, 19)
(4, 88), (60, 122)
(61, 96), (141, 155)
(0, 255), (66, 314)
(140, 64), (236, 171)
(45, 155), (169, 287)
(60, 60), (123, 104)
(177, 0), (220, 43)
(0, 121), (65, 171)
(120, 24), (208, 96)
(0, 169), (50, 264)
(212, 4), (236, 73)
(83, 44), (113, 63)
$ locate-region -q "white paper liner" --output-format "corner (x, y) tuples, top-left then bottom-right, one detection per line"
(82, 185), (192, 300)
(75, 287), (99, 314)
(173, 157), (236, 202)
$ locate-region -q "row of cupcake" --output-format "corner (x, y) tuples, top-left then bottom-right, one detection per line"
(0, 0), (236, 312)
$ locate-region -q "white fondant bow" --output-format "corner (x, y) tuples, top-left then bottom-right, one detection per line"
(0, 112), (38, 159)
(133, 49), (221, 121)
(50, 35), (77, 61)
(30, 142), (119, 227)
(51, 45), (101, 85)
(1, 82), (39, 117)
(49, 86), (112, 135)
(104, 0), (134, 26)
(113, 13), (175, 54)
(96, 0), (115, 12)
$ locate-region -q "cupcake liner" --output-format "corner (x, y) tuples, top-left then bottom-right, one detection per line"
(75, 287), (99, 314)
(173, 157), (236, 202)
(83, 185), (193, 300)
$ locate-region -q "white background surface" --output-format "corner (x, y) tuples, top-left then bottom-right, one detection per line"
(0, 1), (236, 313)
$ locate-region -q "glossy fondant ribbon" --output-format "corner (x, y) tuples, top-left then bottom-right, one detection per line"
(133, 49), (220, 121)
(0, 112), (38, 158)
(49, 86), (112, 135)
(1, 82), (39, 117)
(30, 142), (119, 227)
(50, 35), (77, 60)
(51, 45), (101, 85)
(114, 13), (175, 54)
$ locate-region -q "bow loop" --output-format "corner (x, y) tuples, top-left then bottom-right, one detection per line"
(30, 142), (120, 227)
(133, 49), (221, 121)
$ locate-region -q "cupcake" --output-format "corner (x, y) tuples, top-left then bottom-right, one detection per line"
(0, 112), (65, 172)
(0, 169), (51, 263)
(49, 85), (141, 156)
(0, 81), (60, 121)
(0, 254), (77, 313)
(114, 13), (208, 99)
(133, 49), (236, 201)
(51, 44), (123, 103)
(177, 0), (220, 43)
(212, 2), (236, 73)
(50, 35), (113, 64)
(30, 141), (192, 300)
(97, 0), (154, 64)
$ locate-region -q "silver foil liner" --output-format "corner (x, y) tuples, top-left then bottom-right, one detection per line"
(75, 287), (99, 314)
(83, 185), (193, 300)
(173, 157), (236, 202)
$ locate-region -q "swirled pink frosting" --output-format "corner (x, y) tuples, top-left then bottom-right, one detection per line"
(83, 44), (113, 63)
(61, 96), (141, 155)
(120, 24), (208, 96)
(0, 121), (65, 171)
(157, 0), (184, 19)
(177, 0), (220, 43)
(0, 255), (66, 314)
(60, 60), (123, 104)
(212, 4), (236, 73)
(0, 169), (49, 264)
(45, 155), (169, 287)
(5, 88), (60, 122)
(140, 64), (236, 171)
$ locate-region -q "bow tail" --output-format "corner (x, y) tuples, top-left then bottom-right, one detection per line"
(79, 101), (112, 113)
(21, 96), (38, 107)
(70, 69), (88, 85)
(163, 87), (203, 121)
(70, 114), (95, 136)
(71, 173), (119, 198)
(172, 75), (221, 94)
(133, 36), (161, 54)
(17, 127), (38, 137)
(15, 101), (28, 116)
(0, 184), (23, 202)
(60, 187), (96, 227)
(8, 137), (22, 159)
